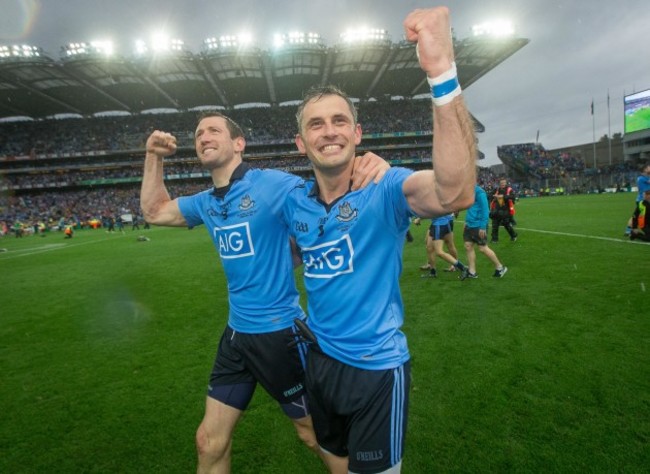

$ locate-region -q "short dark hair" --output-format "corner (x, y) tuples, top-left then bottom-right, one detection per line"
(197, 111), (245, 139)
(295, 85), (358, 133)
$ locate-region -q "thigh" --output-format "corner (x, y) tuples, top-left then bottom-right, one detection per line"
(347, 362), (410, 473)
(208, 327), (258, 410)
(307, 351), (410, 473)
(443, 232), (457, 253)
(197, 396), (243, 446)
(236, 324), (309, 407)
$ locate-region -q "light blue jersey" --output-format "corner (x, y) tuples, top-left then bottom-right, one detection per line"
(178, 164), (305, 333)
(637, 174), (650, 202)
(284, 167), (414, 370)
(464, 185), (490, 229)
(431, 213), (454, 226)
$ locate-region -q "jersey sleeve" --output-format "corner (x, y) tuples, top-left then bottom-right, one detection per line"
(477, 188), (490, 229)
(177, 193), (205, 229)
(259, 170), (302, 216)
(380, 167), (414, 231)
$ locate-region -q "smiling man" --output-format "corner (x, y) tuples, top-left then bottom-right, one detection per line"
(283, 7), (476, 474)
(140, 112), (387, 473)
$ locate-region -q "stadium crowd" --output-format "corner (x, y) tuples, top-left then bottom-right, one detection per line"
(497, 143), (586, 179)
(0, 100), (639, 236)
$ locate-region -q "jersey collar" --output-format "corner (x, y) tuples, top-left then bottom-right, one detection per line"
(307, 178), (354, 213)
(211, 162), (251, 198)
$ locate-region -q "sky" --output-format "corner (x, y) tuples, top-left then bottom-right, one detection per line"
(1, 0), (649, 166)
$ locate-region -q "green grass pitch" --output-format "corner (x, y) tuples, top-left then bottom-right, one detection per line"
(1, 192), (649, 472)
(626, 107), (650, 133)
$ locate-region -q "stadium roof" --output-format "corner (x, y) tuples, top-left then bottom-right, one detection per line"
(0, 36), (528, 121)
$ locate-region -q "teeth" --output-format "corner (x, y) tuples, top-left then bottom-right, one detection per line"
(322, 144), (340, 152)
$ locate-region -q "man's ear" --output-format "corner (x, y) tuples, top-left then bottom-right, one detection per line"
(233, 136), (246, 153)
(295, 134), (306, 154)
(354, 123), (362, 145)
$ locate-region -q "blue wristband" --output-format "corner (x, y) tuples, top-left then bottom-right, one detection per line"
(431, 77), (460, 98)
(426, 63), (461, 106)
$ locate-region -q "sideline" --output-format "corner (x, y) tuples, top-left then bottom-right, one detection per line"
(451, 221), (650, 246)
(515, 227), (650, 245)
(0, 232), (134, 260)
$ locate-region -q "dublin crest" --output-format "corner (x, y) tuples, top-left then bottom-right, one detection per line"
(335, 201), (358, 222)
(239, 194), (255, 211)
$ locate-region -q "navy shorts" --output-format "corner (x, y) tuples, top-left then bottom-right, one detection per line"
(207, 324), (310, 419)
(306, 350), (410, 473)
(429, 220), (453, 240)
(463, 226), (488, 246)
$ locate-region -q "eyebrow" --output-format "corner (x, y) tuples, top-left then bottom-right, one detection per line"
(195, 124), (221, 137)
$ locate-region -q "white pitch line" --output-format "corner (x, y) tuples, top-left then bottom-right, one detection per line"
(515, 227), (650, 245)
(453, 220), (650, 246)
(0, 233), (131, 259)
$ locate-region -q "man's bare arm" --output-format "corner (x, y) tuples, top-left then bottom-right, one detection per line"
(140, 130), (187, 227)
(402, 7), (476, 217)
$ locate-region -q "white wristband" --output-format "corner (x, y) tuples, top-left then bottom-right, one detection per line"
(426, 62), (461, 106)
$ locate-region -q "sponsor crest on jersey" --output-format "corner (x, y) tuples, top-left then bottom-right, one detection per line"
(302, 234), (354, 279)
(335, 201), (358, 222)
(218, 202), (231, 219)
(213, 222), (254, 259)
(239, 194), (255, 211)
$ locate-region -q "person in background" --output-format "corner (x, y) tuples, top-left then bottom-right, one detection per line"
(490, 177), (517, 243)
(630, 188), (650, 241)
(625, 163), (650, 236)
(462, 184), (508, 279)
(415, 214), (468, 278)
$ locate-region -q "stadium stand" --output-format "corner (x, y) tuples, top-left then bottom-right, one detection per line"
(1, 31), (532, 233)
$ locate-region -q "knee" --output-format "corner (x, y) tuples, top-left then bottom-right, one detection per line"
(295, 424), (319, 451)
(195, 423), (230, 462)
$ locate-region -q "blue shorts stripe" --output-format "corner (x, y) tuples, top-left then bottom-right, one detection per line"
(290, 324), (308, 368)
(391, 365), (405, 465)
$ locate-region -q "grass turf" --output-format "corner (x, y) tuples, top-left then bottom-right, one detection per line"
(1, 192), (648, 472)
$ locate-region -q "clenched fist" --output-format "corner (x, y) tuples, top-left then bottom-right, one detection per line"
(146, 130), (177, 158)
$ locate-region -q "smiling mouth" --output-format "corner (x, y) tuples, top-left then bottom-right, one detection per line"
(320, 144), (342, 153)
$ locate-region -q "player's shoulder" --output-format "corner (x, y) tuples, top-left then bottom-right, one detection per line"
(184, 186), (214, 202)
(248, 167), (302, 187)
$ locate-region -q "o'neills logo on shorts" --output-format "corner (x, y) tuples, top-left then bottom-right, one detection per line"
(356, 450), (383, 461)
(283, 383), (303, 397)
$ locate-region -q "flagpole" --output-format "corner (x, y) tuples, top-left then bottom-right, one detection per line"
(591, 98), (596, 169)
(607, 90), (612, 165)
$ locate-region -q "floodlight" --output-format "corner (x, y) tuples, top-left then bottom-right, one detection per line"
(272, 31), (323, 50)
(471, 20), (514, 37)
(238, 32), (253, 46)
(151, 33), (170, 52)
(134, 35), (187, 56)
(201, 33), (255, 53)
(134, 39), (148, 55)
(272, 33), (284, 49)
(340, 27), (389, 44)
(0, 44), (41, 59)
(61, 40), (114, 58)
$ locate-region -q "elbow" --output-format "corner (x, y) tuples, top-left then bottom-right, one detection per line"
(439, 186), (474, 214)
(141, 205), (162, 226)
(455, 193), (475, 211)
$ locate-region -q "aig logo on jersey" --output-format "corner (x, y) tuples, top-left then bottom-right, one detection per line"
(214, 222), (254, 259)
(302, 234), (354, 279)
